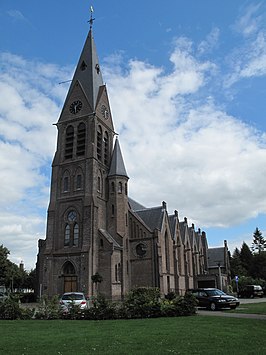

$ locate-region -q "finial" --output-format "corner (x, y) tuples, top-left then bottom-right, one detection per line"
(89, 5), (95, 29)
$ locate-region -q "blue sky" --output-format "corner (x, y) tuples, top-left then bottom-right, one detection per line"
(0, 0), (266, 270)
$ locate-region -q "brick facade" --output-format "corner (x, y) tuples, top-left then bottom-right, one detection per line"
(36, 28), (231, 300)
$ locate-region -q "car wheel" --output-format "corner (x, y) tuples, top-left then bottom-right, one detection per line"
(210, 302), (216, 311)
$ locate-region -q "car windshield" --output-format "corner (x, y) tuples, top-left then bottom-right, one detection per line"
(62, 294), (84, 300)
(206, 289), (226, 296)
(254, 286), (262, 290)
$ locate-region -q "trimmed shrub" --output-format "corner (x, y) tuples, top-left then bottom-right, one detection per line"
(83, 294), (117, 320)
(0, 298), (22, 320)
(34, 295), (61, 320)
(123, 287), (161, 319)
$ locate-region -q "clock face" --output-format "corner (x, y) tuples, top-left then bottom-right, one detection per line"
(67, 211), (77, 222)
(101, 104), (109, 119)
(135, 243), (147, 258)
(69, 100), (82, 114)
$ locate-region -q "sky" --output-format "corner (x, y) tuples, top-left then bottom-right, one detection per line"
(0, 0), (266, 270)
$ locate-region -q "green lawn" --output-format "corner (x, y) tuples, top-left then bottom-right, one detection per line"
(0, 316), (266, 354)
(231, 301), (266, 315)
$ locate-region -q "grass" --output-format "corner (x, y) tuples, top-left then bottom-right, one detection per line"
(231, 301), (266, 315)
(0, 315), (266, 354)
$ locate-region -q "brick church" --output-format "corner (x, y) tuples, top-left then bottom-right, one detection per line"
(37, 20), (231, 300)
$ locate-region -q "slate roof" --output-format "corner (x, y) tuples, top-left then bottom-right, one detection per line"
(99, 229), (122, 249)
(179, 221), (187, 244)
(188, 227), (195, 247)
(108, 138), (128, 178)
(128, 197), (146, 212)
(195, 230), (202, 249)
(65, 29), (103, 111)
(135, 206), (165, 231)
(208, 247), (225, 268)
(168, 215), (176, 239)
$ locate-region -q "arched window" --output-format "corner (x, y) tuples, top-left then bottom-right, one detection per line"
(111, 181), (115, 193)
(76, 123), (86, 156)
(65, 125), (74, 159)
(111, 204), (115, 216)
(62, 170), (70, 193)
(165, 231), (170, 272)
(118, 182), (122, 193)
(103, 131), (109, 165)
(64, 225), (70, 246)
(63, 261), (75, 275)
(97, 176), (101, 192)
(73, 224), (79, 246)
(76, 174), (82, 189)
(118, 263), (121, 282)
(125, 183), (128, 195)
(64, 210), (79, 247)
(115, 264), (118, 282)
(97, 125), (102, 161)
(63, 176), (69, 192)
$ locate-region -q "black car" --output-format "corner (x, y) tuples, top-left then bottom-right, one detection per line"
(188, 288), (240, 311)
(238, 285), (264, 298)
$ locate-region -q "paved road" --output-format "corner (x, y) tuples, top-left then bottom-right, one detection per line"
(238, 297), (266, 304)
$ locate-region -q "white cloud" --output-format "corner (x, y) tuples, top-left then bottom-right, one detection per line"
(197, 27), (220, 55)
(7, 9), (27, 22)
(225, 3), (266, 86)
(233, 3), (263, 37)
(104, 39), (266, 229)
(0, 53), (71, 269)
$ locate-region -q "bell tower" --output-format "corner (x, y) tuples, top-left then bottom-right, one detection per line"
(36, 13), (124, 298)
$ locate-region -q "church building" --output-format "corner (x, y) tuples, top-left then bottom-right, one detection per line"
(36, 20), (231, 300)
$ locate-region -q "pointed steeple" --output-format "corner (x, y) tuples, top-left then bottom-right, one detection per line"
(108, 138), (129, 178)
(65, 28), (103, 111)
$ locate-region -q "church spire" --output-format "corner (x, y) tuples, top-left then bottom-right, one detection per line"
(108, 138), (129, 178)
(64, 13), (103, 112)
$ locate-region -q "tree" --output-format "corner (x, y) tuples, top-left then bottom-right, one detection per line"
(0, 244), (29, 292)
(251, 228), (266, 254)
(250, 252), (266, 280)
(240, 242), (253, 274)
(0, 245), (11, 287)
(230, 248), (247, 277)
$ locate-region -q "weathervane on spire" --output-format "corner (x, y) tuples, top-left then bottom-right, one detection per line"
(89, 5), (95, 29)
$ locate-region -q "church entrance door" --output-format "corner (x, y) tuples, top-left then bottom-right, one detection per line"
(62, 261), (77, 293)
(64, 276), (77, 292)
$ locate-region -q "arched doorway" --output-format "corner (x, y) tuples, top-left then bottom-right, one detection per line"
(62, 261), (77, 292)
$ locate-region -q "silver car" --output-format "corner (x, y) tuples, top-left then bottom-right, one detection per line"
(59, 292), (88, 312)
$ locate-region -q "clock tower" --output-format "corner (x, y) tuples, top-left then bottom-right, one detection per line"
(37, 21), (129, 300)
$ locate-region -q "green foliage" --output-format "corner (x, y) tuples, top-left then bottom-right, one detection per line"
(83, 294), (118, 320)
(122, 287), (161, 318)
(34, 295), (61, 320)
(230, 247), (247, 278)
(250, 252), (266, 280)
(231, 275), (266, 293)
(252, 227), (266, 254)
(230, 237), (266, 284)
(91, 272), (103, 284)
(240, 242), (253, 274)
(0, 297), (22, 320)
(0, 244), (36, 294)
(0, 287), (197, 321)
